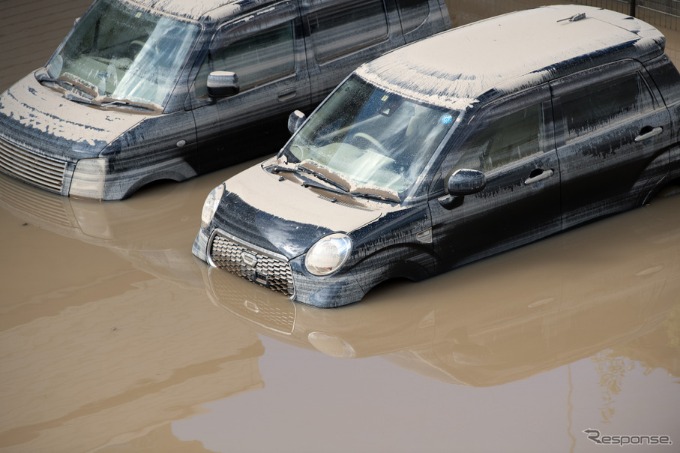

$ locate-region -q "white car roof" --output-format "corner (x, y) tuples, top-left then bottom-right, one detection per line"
(357, 5), (665, 111)
(123, 0), (275, 22)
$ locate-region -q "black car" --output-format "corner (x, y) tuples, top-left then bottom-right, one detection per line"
(194, 5), (680, 307)
(0, 0), (450, 199)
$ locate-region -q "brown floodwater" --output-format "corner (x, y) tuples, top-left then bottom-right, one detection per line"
(1, 1), (679, 452)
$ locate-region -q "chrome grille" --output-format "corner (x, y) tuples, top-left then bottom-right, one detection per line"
(210, 232), (294, 296)
(0, 136), (67, 193)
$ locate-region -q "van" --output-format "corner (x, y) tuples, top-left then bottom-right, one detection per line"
(0, 0), (450, 200)
(194, 5), (680, 307)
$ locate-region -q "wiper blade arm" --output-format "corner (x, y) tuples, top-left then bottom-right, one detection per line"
(99, 98), (162, 113)
(297, 162), (351, 193)
(350, 188), (401, 203)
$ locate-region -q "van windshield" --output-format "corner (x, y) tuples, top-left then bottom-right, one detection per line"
(281, 75), (456, 200)
(45, 0), (199, 109)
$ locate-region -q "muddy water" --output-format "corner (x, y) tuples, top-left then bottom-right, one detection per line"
(1, 2), (679, 452)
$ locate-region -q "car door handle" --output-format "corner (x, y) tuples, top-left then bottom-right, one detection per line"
(524, 168), (554, 185)
(278, 90), (297, 102)
(635, 126), (663, 142)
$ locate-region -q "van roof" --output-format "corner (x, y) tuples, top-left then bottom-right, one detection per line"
(124, 0), (276, 22)
(356, 5), (666, 111)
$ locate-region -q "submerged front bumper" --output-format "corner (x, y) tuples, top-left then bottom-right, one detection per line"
(192, 227), (367, 308)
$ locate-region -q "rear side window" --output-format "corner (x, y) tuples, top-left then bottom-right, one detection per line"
(395, 0), (430, 33)
(308, 0), (388, 63)
(561, 72), (655, 141)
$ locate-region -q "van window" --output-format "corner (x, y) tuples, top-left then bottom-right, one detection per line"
(561, 72), (655, 141)
(308, 0), (388, 63)
(395, 0), (430, 33)
(456, 103), (542, 171)
(197, 22), (295, 95)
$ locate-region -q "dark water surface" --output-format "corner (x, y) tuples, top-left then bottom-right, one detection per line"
(1, 1), (679, 452)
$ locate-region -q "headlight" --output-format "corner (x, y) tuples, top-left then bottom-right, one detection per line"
(69, 158), (107, 199)
(201, 183), (225, 228)
(305, 233), (352, 276)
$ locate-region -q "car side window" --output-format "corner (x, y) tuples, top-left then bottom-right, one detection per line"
(308, 0), (388, 63)
(456, 103), (542, 172)
(196, 21), (295, 96)
(395, 0), (430, 33)
(561, 71), (655, 141)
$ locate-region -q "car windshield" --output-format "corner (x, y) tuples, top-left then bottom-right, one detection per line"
(281, 75), (456, 200)
(45, 0), (199, 109)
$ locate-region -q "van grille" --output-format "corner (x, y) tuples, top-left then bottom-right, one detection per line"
(0, 136), (67, 193)
(210, 232), (294, 296)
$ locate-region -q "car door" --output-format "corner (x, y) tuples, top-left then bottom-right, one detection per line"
(301, 0), (405, 104)
(189, 1), (311, 173)
(551, 60), (673, 229)
(428, 85), (561, 268)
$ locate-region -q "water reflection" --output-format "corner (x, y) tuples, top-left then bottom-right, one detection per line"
(0, 171), (268, 452)
(204, 193), (680, 387)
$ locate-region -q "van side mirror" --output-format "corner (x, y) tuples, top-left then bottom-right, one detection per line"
(288, 110), (306, 134)
(208, 71), (239, 98)
(438, 168), (486, 209)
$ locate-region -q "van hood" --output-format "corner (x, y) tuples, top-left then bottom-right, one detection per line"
(0, 72), (147, 158)
(214, 161), (392, 259)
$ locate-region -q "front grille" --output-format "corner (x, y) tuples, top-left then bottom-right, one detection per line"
(0, 136), (67, 193)
(210, 232), (294, 296)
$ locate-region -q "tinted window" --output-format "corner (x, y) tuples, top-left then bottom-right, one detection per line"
(308, 0), (388, 63)
(197, 22), (295, 95)
(457, 104), (541, 171)
(561, 72), (654, 141)
(396, 0), (430, 33)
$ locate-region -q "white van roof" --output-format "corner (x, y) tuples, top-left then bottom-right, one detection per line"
(356, 5), (665, 111)
(124, 0), (275, 22)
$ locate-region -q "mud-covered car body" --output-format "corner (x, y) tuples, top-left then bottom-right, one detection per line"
(194, 5), (680, 307)
(0, 0), (450, 200)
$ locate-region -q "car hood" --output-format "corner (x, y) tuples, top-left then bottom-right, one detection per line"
(0, 72), (147, 158)
(215, 162), (394, 259)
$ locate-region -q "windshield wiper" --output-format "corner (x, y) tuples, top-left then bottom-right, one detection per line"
(350, 191), (400, 203)
(35, 69), (78, 93)
(99, 98), (162, 113)
(265, 161), (351, 196)
(297, 162), (350, 193)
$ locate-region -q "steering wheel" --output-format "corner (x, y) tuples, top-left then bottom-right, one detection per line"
(128, 40), (160, 62)
(351, 132), (388, 155)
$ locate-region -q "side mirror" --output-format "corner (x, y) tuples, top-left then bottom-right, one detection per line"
(438, 168), (486, 209)
(207, 71), (239, 98)
(447, 168), (486, 196)
(288, 110), (306, 134)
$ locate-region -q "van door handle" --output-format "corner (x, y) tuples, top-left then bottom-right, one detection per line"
(278, 90), (297, 102)
(524, 168), (554, 185)
(635, 126), (663, 142)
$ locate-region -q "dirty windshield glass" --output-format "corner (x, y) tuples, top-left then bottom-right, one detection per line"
(283, 75), (456, 199)
(45, 0), (199, 108)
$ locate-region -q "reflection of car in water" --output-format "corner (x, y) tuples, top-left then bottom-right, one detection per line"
(0, 171), (219, 288)
(0, 0), (450, 200)
(195, 5), (680, 307)
(202, 192), (680, 386)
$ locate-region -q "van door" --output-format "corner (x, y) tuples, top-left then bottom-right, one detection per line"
(551, 60), (673, 229)
(395, 0), (451, 43)
(301, 0), (404, 104)
(189, 1), (310, 173)
(428, 86), (561, 269)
